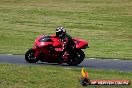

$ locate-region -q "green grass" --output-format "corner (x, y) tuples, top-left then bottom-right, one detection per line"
(0, 63), (131, 88)
(0, 0), (132, 59)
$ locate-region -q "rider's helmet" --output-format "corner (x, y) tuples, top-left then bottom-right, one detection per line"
(56, 27), (66, 37)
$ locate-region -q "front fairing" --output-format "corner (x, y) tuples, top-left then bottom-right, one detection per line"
(33, 35), (53, 48)
(33, 35), (62, 48)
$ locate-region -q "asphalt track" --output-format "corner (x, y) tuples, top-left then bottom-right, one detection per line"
(0, 54), (132, 72)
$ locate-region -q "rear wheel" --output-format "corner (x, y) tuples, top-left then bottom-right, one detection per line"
(67, 49), (85, 66)
(25, 48), (39, 63)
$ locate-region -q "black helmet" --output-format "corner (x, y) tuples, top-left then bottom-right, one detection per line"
(56, 27), (66, 37)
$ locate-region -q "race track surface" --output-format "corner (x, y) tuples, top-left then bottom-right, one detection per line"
(0, 54), (132, 72)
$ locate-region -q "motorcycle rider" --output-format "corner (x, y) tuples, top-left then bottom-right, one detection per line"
(56, 27), (75, 50)
(54, 27), (76, 63)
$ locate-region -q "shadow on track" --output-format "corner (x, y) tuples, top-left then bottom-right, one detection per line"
(24, 62), (95, 69)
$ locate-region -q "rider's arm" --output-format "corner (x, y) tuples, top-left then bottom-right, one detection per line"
(61, 37), (68, 51)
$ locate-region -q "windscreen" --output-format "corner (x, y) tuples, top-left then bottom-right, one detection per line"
(39, 35), (53, 42)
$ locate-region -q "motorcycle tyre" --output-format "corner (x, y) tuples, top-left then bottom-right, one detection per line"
(25, 48), (39, 63)
(67, 49), (85, 66)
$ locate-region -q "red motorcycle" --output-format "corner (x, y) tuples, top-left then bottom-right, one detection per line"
(25, 34), (89, 65)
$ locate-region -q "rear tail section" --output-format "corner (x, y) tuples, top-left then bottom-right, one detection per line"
(73, 38), (89, 49)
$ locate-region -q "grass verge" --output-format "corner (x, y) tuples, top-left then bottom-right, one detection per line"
(0, 63), (132, 88)
(0, 0), (132, 59)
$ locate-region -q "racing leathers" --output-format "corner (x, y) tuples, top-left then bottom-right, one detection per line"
(50, 33), (76, 63)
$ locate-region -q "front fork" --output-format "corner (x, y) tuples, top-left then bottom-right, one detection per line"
(32, 46), (40, 57)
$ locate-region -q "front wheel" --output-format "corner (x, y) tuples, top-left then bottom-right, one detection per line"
(67, 49), (85, 66)
(25, 48), (39, 63)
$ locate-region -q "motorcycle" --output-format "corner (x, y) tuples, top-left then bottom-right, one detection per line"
(25, 34), (89, 65)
